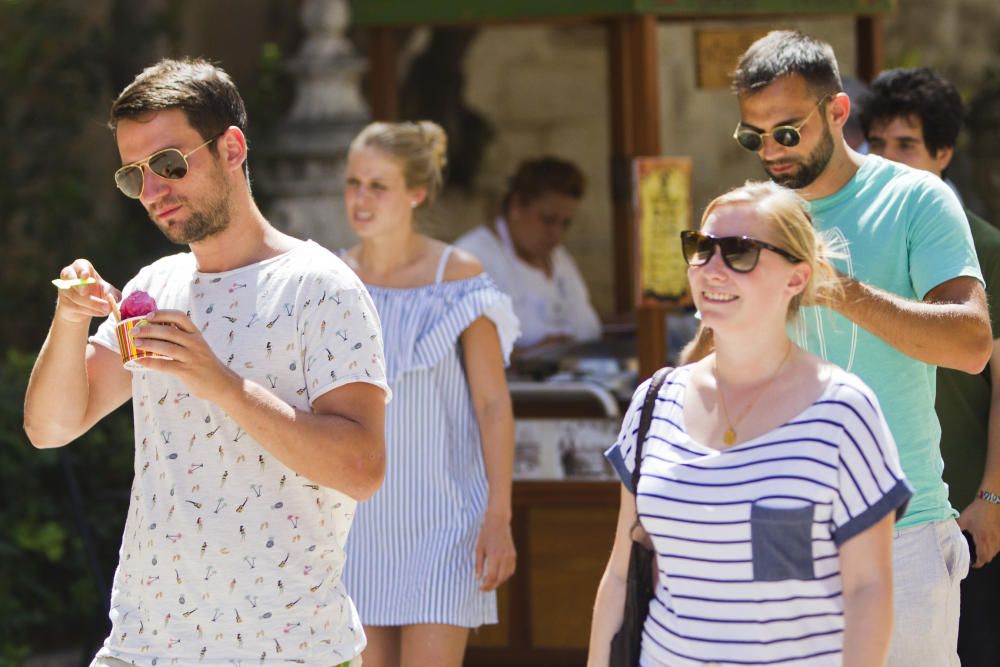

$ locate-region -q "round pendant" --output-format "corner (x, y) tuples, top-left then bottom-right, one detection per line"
(723, 428), (737, 446)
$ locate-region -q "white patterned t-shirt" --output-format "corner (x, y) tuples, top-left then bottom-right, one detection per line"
(90, 240), (389, 666)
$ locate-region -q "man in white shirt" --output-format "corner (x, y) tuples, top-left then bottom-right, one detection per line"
(23, 58), (389, 667)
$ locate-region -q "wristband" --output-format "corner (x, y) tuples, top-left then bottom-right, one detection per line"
(978, 489), (1000, 505)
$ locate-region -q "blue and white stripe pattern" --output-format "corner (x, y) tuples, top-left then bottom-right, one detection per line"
(606, 365), (912, 666)
(343, 271), (518, 627)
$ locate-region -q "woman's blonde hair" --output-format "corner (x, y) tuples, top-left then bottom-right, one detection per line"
(350, 121), (448, 204)
(700, 180), (843, 318)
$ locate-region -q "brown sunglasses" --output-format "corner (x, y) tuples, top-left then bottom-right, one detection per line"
(114, 133), (223, 199)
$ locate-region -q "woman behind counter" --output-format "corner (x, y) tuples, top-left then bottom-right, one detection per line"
(339, 121), (518, 667)
(588, 181), (912, 666)
(455, 157), (602, 350)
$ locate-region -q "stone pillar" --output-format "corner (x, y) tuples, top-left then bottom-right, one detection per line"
(256, 0), (367, 251)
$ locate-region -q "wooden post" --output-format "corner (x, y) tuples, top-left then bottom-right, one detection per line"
(367, 27), (400, 120)
(855, 14), (884, 83)
(607, 15), (667, 379)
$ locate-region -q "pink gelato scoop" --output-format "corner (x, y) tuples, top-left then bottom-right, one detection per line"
(120, 290), (157, 319)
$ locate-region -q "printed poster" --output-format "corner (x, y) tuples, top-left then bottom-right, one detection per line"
(633, 157), (692, 304)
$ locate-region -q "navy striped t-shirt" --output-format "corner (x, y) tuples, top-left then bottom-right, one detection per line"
(606, 365), (912, 667)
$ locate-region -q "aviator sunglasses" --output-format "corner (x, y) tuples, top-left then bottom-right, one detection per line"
(114, 132), (223, 199)
(680, 230), (802, 273)
(732, 96), (829, 152)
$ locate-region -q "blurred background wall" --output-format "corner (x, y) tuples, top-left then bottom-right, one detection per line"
(6, 0), (998, 341)
(1, 0), (998, 663)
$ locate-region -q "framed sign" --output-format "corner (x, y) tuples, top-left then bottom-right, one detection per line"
(695, 28), (768, 89)
(632, 156), (692, 306)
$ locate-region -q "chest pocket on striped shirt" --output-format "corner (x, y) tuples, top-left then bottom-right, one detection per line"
(750, 502), (817, 582)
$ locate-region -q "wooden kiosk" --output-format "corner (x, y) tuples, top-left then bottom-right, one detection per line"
(349, 2), (893, 665)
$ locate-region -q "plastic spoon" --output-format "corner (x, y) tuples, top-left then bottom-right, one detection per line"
(51, 277), (98, 289)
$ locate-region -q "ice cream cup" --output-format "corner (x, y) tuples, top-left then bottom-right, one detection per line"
(114, 316), (170, 370)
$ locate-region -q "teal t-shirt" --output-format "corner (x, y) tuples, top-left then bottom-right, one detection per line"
(795, 155), (983, 528)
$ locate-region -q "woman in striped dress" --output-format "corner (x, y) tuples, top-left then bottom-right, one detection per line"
(589, 182), (912, 666)
(339, 121), (518, 667)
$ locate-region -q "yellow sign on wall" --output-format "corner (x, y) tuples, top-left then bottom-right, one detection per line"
(695, 28), (769, 89)
(633, 157), (692, 305)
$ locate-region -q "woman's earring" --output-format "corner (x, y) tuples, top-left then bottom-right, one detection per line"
(410, 201), (418, 208)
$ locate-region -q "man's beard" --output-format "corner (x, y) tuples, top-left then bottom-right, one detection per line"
(153, 177), (233, 245)
(763, 120), (834, 190)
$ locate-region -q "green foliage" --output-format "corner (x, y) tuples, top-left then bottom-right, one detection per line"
(0, 1), (110, 351)
(0, 349), (134, 657)
(0, 1), (298, 660)
(0, 1), (185, 353)
(0, 2), (154, 658)
(246, 40), (296, 137)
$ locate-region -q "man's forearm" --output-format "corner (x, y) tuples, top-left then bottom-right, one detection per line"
(209, 376), (385, 500)
(24, 318), (95, 447)
(836, 277), (991, 373)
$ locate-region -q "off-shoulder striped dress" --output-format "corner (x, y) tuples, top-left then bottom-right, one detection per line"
(342, 248), (519, 627)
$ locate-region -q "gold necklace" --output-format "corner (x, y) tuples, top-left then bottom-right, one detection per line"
(715, 344), (793, 446)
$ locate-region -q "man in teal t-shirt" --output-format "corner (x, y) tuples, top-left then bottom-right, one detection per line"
(798, 155), (978, 527)
(862, 66), (1000, 667)
(730, 32), (991, 666)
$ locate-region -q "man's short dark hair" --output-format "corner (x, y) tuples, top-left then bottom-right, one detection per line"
(859, 67), (964, 156)
(732, 30), (843, 100)
(109, 58), (247, 137)
(501, 157), (585, 215)
(109, 58), (249, 178)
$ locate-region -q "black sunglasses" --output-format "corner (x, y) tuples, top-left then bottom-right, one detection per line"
(680, 230), (802, 273)
(733, 96), (829, 152)
(114, 133), (223, 199)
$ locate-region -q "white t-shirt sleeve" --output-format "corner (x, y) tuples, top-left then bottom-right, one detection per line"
(605, 377), (652, 493)
(830, 378), (913, 545)
(90, 264), (161, 353)
(91, 286), (138, 353)
(301, 284), (391, 405)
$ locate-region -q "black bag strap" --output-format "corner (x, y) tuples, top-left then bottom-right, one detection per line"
(631, 366), (673, 493)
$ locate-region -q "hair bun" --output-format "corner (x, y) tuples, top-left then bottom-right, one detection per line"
(417, 121), (448, 172)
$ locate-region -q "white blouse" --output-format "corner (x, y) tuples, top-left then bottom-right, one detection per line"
(455, 218), (601, 347)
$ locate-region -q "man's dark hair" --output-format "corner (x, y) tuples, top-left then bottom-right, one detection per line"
(109, 58), (247, 137)
(501, 157), (585, 214)
(732, 30), (843, 100)
(109, 58), (249, 175)
(859, 67), (964, 156)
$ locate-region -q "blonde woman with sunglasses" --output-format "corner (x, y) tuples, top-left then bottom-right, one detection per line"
(588, 181), (912, 667)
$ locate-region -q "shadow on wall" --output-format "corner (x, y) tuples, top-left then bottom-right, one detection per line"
(399, 28), (496, 191)
(966, 79), (1000, 224)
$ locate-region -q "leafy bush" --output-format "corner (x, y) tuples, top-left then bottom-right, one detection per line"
(0, 2), (161, 659)
(0, 349), (134, 660)
(0, 1), (298, 660)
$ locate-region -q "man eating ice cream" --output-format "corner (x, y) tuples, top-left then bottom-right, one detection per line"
(23, 58), (389, 667)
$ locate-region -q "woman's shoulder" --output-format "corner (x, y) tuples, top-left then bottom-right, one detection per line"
(442, 245), (485, 282)
(626, 365), (690, 413)
(812, 362), (884, 423)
